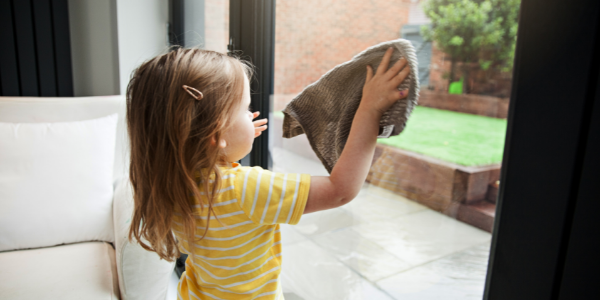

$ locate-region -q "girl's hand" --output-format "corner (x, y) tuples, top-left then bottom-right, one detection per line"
(252, 111), (268, 137)
(361, 47), (410, 117)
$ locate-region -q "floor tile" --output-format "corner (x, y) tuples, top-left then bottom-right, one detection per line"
(362, 183), (413, 200)
(352, 210), (491, 267)
(272, 147), (329, 176)
(294, 207), (361, 236)
(377, 242), (491, 300)
(312, 227), (413, 282)
(344, 185), (427, 223)
(281, 224), (308, 245)
(283, 292), (305, 300)
(281, 240), (394, 300)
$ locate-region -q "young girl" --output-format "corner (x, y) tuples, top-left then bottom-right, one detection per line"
(126, 47), (410, 299)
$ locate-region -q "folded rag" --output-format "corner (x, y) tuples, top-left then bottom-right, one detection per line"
(282, 39), (420, 173)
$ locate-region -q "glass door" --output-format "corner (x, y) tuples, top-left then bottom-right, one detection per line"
(270, 1), (515, 299)
(232, 0), (600, 298)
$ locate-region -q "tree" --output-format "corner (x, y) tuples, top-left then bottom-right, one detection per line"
(487, 0), (520, 72)
(421, 0), (520, 90)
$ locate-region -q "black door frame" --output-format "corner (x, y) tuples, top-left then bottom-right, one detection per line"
(484, 0), (600, 298)
(229, 0), (600, 298)
(229, 0), (275, 170)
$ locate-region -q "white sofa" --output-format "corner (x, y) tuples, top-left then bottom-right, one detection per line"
(0, 96), (175, 300)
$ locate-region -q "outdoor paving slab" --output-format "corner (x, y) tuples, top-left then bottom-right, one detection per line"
(280, 224), (308, 245)
(312, 227), (413, 282)
(272, 147), (329, 176)
(351, 209), (491, 267)
(281, 240), (394, 300)
(376, 242), (491, 300)
(294, 206), (360, 236)
(273, 146), (493, 299)
(344, 185), (428, 224)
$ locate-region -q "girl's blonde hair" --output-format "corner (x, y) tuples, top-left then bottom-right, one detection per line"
(126, 48), (252, 261)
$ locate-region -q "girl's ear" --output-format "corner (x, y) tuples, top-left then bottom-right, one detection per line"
(210, 136), (227, 149)
(218, 138), (227, 149)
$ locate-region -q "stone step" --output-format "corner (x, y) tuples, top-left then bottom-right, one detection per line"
(457, 200), (496, 233)
(486, 181), (500, 204)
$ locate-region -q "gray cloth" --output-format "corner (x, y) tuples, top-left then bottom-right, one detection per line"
(282, 39), (420, 173)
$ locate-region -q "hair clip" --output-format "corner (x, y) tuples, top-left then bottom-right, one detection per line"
(182, 85), (204, 100)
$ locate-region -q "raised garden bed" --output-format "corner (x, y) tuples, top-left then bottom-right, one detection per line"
(418, 90), (510, 119)
(367, 144), (499, 232)
(371, 107), (506, 232)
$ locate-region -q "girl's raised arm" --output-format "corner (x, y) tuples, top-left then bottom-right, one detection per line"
(304, 47), (410, 214)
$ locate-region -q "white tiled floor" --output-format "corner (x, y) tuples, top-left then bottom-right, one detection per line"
(167, 147), (493, 300)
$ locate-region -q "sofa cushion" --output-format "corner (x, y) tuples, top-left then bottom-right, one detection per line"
(0, 114), (118, 251)
(0, 96), (129, 185)
(0, 242), (120, 300)
(112, 177), (176, 300)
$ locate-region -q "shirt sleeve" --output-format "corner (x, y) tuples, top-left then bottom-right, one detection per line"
(233, 166), (310, 225)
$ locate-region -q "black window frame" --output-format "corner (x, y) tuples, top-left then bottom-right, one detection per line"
(229, 0), (275, 169)
(484, 0), (600, 298)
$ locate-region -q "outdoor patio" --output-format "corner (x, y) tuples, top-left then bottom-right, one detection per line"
(273, 147), (492, 300)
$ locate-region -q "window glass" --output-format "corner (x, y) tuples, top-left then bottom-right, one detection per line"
(272, 0), (519, 299)
(184, 0), (229, 53)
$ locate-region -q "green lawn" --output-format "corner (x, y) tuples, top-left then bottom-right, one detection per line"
(377, 106), (507, 166)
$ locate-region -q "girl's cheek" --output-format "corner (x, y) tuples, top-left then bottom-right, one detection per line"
(247, 120), (255, 136)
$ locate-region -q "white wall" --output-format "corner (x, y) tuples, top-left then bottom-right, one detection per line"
(116, 0), (169, 95)
(68, 0), (169, 96)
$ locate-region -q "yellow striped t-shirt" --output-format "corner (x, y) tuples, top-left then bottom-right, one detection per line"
(172, 162), (311, 300)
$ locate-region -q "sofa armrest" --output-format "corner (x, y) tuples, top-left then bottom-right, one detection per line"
(113, 177), (175, 300)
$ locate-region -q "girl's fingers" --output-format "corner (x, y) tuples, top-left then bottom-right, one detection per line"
(254, 125), (267, 137)
(377, 47), (394, 75)
(253, 118), (268, 126)
(252, 111), (260, 119)
(387, 57), (407, 79)
(393, 65), (411, 86)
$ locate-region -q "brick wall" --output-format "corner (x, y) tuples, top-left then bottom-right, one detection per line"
(427, 42), (513, 98)
(204, 0), (229, 53)
(202, 1), (512, 109)
(274, 0), (413, 110)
